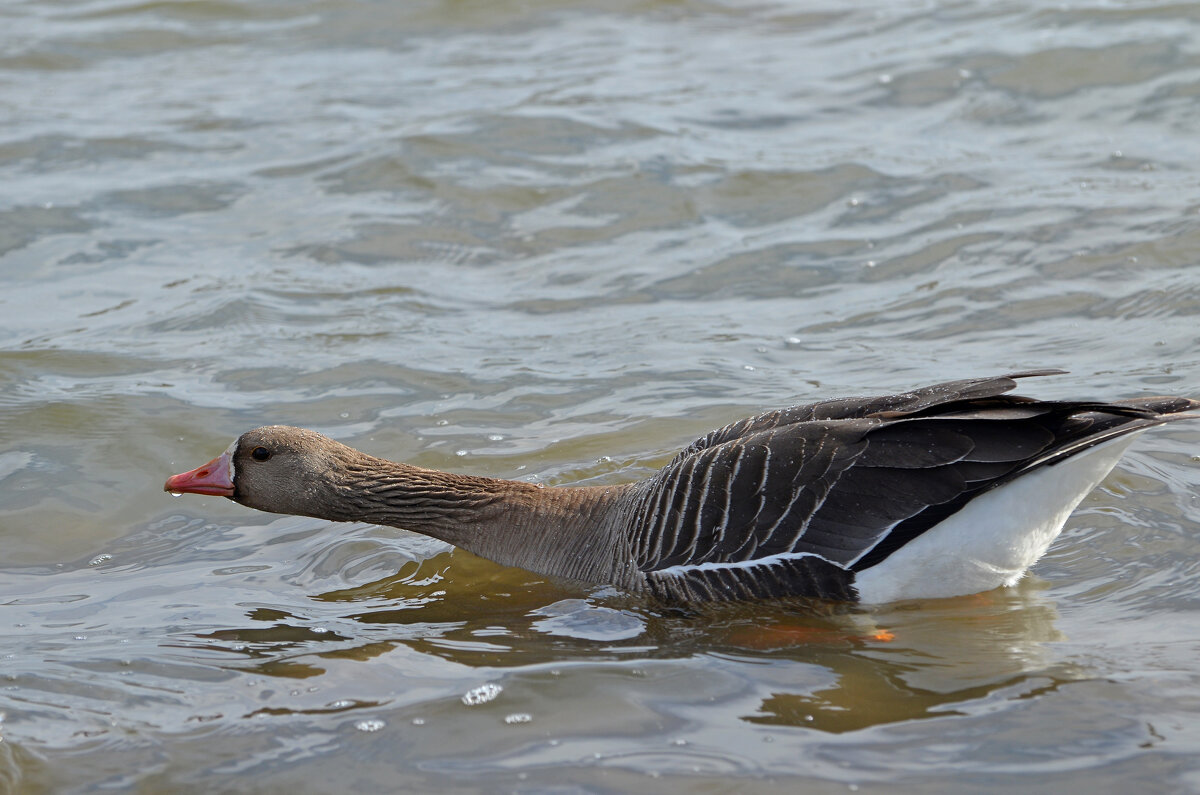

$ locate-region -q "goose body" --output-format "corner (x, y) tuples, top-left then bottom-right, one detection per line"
(165, 371), (1198, 603)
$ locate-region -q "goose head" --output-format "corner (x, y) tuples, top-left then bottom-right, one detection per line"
(165, 425), (360, 519)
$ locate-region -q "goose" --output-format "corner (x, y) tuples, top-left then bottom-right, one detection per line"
(164, 370), (1197, 603)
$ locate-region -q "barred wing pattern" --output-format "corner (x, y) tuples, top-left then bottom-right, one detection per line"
(630, 422), (871, 601)
(628, 372), (1192, 602)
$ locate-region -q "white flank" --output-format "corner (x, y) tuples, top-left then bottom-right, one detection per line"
(853, 433), (1144, 603)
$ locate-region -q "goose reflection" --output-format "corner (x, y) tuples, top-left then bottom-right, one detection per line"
(190, 542), (1078, 736)
(740, 579), (1070, 732)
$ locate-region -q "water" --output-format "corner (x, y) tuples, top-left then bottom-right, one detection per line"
(3, 0), (1200, 791)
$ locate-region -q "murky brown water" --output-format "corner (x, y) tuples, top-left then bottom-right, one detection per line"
(3, 0), (1200, 792)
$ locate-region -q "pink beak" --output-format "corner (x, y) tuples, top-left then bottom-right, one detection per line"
(165, 452), (235, 497)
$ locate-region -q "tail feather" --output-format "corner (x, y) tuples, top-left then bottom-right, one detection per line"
(1111, 396), (1200, 416)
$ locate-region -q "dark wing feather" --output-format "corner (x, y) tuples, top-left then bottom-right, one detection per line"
(667, 369), (1065, 467)
(847, 406), (1197, 571)
(644, 553), (856, 603)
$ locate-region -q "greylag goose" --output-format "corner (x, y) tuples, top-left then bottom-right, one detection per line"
(165, 371), (1198, 603)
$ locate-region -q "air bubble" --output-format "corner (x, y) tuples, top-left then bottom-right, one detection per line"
(462, 683), (503, 706)
(355, 719), (385, 732)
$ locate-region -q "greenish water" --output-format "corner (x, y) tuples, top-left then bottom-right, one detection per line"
(3, 0), (1200, 792)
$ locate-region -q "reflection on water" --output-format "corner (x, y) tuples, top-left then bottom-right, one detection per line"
(746, 586), (1069, 733)
(1, 499), (1196, 789)
(56, 516), (1078, 740)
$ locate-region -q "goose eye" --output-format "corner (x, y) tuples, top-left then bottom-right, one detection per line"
(250, 446), (271, 462)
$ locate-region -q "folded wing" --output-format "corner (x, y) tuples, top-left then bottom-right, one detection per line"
(630, 373), (1197, 602)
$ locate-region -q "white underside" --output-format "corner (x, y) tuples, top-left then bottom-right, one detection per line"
(853, 433), (1143, 603)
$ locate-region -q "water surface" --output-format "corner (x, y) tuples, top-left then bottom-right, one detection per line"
(3, 0), (1200, 792)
